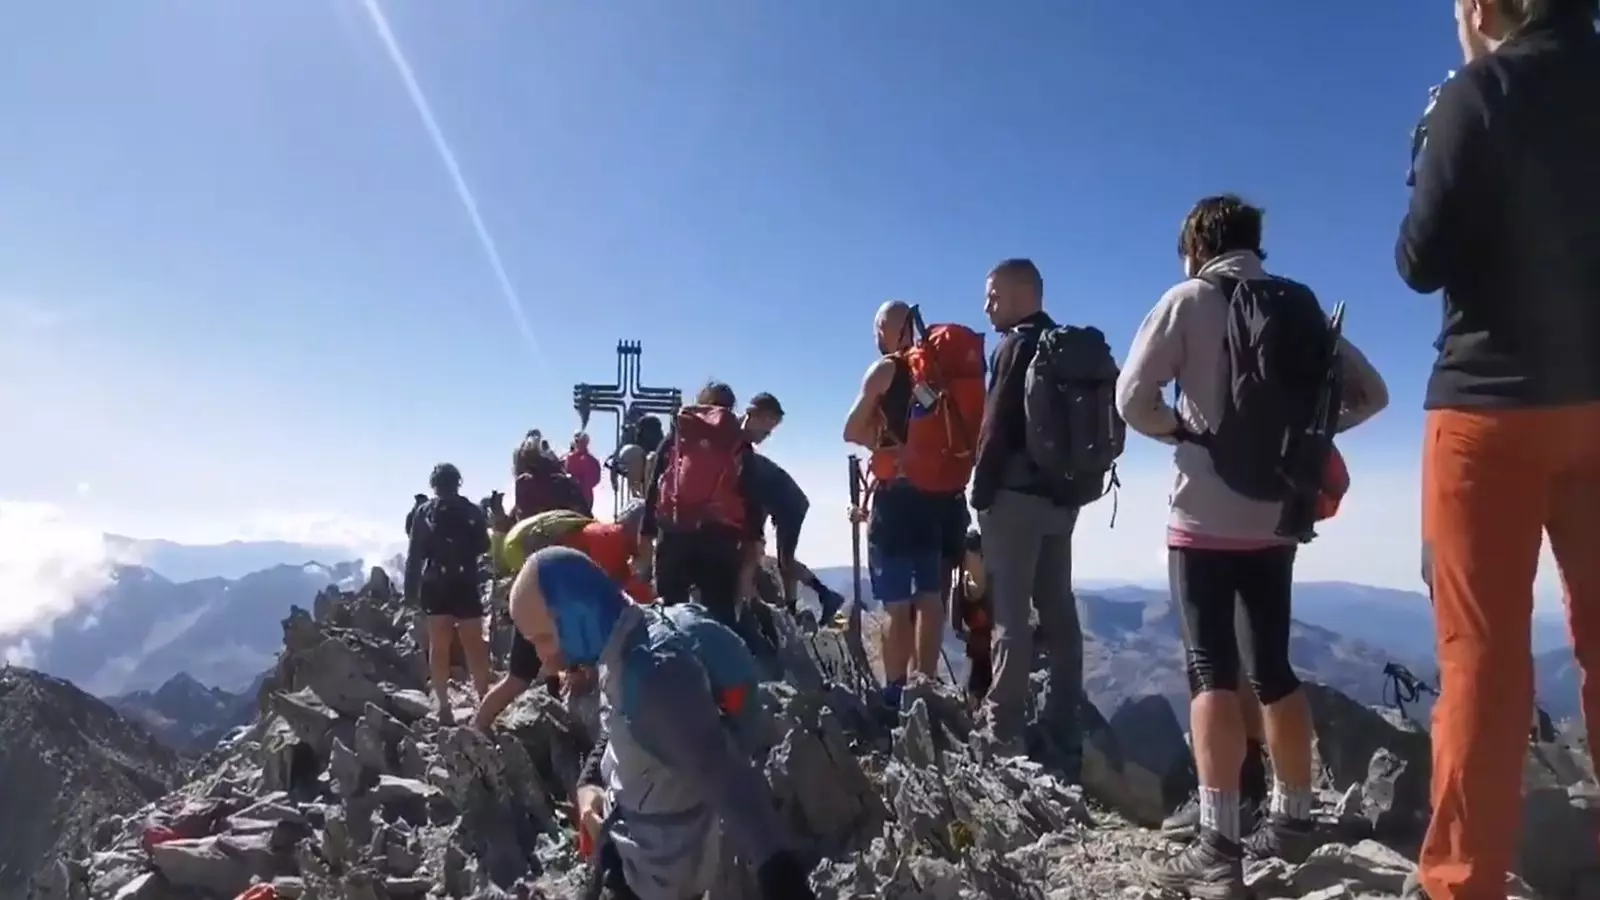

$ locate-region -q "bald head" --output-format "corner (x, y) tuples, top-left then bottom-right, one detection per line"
(875, 300), (913, 354)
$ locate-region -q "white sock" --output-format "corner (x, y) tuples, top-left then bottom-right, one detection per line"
(1269, 780), (1312, 821)
(1199, 787), (1241, 841)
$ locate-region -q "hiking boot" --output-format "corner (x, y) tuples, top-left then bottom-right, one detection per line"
(1162, 792), (1262, 842)
(1241, 813), (1316, 863)
(1147, 828), (1245, 900)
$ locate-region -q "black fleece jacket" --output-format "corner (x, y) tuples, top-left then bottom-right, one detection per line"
(1397, 12), (1600, 409)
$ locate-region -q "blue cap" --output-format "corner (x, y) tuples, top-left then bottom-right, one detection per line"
(530, 546), (628, 666)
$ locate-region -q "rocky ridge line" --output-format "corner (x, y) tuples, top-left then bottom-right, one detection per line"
(27, 567), (1600, 900)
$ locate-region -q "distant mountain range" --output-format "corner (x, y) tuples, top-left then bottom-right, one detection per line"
(806, 567), (1584, 724)
(103, 534), (364, 582)
(0, 537), (1585, 726)
(0, 557), (368, 696)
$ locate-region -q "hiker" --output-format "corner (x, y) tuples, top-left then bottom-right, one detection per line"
(611, 443), (650, 501)
(1118, 195), (1388, 894)
(1397, 3), (1600, 897)
(512, 434), (591, 520)
(404, 463), (494, 725)
(1160, 601), (1271, 841)
(844, 300), (985, 709)
(497, 510), (654, 604)
(565, 432), (603, 512)
(740, 393), (807, 604)
(509, 547), (815, 900)
(948, 529), (994, 703)
(404, 493), (427, 536)
(638, 381), (764, 632)
(473, 510), (652, 730)
(970, 257), (1124, 768)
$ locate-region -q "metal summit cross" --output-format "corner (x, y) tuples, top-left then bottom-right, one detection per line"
(572, 340), (682, 517)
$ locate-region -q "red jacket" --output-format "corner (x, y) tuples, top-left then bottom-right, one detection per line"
(564, 450), (602, 509)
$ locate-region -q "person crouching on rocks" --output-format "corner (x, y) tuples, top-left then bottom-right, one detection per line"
(509, 546), (817, 900)
(474, 510), (655, 731)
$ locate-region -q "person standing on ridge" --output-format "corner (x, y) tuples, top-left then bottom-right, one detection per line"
(565, 431), (603, 512)
(404, 493), (427, 536)
(404, 463), (494, 725)
(844, 300), (985, 710)
(1119, 195), (1388, 896)
(1397, 3), (1600, 897)
(971, 257), (1121, 769)
(509, 547), (816, 900)
(638, 382), (765, 633)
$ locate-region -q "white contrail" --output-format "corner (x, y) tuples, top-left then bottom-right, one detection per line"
(357, 0), (544, 364)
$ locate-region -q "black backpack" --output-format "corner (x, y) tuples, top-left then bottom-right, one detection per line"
(1191, 274), (1341, 503)
(421, 497), (483, 584)
(1023, 325), (1127, 507)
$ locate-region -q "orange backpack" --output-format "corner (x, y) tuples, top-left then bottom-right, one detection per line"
(872, 323), (986, 494)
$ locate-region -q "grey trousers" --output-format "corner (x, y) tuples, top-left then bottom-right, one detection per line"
(977, 489), (1083, 750)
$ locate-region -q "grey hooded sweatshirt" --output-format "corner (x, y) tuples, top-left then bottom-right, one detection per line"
(1115, 250), (1389, 546)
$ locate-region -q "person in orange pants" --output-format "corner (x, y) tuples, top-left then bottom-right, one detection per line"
(1418, 407), (1600, 897)
(1396, 3), (1600, 897)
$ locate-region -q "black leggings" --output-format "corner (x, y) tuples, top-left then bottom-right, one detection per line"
(655, 527), (744, 630)
(1170, 545), (1300, 704)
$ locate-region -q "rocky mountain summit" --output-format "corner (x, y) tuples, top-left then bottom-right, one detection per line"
(110, 673), (258, 753)
(24, 568), (1600, 900)
(0, 666), (189, 900)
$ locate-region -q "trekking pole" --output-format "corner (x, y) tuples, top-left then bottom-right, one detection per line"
(845, 455), (878, 690)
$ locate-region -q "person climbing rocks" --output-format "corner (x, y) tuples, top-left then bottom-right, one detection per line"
(739, 393), (803, 599)
(508, 546), (816, 900)
(473, 510), (653, 730)
(513, 433), (591, 520)
(638, 381), (764, 634)
(1397, 4), (1600, 897)
(1118, 194), (1389, 896)
(565, 431), (603, 511)
(496, 510), (654, 605)
(404, 463), (495, 726)
(844, 299), (984, 710)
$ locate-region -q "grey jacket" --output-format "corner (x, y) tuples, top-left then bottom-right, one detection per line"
(1114, 251), (1389, 542)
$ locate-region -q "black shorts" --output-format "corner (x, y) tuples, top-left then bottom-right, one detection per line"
(419, 579), (484, 620)
(508, 631), (542, 683)
(869, 482), (966, 560)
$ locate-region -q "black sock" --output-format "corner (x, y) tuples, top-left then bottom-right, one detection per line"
(1241, 740), (1268, 804)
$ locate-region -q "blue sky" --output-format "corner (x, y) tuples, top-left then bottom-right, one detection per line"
(0, 1), (1570, 617)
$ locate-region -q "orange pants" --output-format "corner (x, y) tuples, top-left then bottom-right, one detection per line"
(1420, 404), (1600, 900)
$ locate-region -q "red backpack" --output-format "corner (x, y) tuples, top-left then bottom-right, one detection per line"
(658, 405), (748, 530)
(871, 323), (987, 494)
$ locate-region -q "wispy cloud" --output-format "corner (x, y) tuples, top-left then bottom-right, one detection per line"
(0, 500), (139, 638)
(357, 0), (545, 367)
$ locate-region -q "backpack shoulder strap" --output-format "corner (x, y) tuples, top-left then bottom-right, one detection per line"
(1197, 272), (1240, 299)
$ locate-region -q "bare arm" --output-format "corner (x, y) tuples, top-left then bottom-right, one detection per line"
(842, 358), (897, 448)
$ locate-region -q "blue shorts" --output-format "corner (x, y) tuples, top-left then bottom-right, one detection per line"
(867, 544), (943, 605)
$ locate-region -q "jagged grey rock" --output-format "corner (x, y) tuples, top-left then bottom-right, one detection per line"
(1, 667), (186, 899)
(23, 565), (1600, 900)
